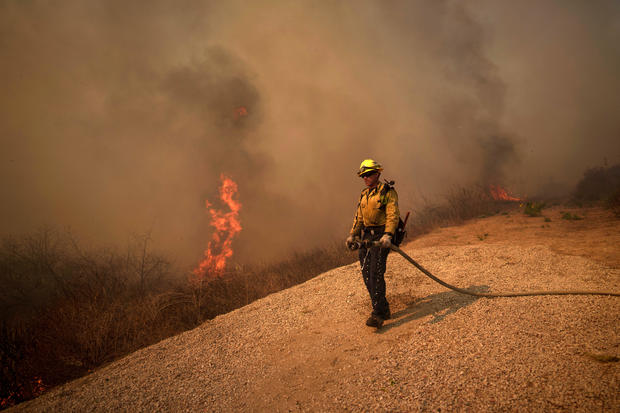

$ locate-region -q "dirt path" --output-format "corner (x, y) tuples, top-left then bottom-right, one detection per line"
(13, 206), (620, 412)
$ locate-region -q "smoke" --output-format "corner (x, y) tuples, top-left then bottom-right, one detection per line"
(1, 0), (619, 265)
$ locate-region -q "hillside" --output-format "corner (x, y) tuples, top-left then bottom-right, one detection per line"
(13, 206), (620, 412)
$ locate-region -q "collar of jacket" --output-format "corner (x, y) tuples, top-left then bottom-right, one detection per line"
(364, 182), (384, 195)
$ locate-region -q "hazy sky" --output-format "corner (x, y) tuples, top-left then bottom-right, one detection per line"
(1, 0), (619, 265)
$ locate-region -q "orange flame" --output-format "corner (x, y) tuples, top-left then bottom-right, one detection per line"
(0, 376), (46, 408)
(193, 175), (242, 280)
(233, 106), (248, 119)
(489, 184), (521, 202)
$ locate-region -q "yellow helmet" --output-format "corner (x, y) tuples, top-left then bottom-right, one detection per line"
(357, 159), (383, 176)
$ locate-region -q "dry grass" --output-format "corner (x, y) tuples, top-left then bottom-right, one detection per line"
(0, 231), (355, 409)
(0, 230), (178, 408)
(406, 185), (513, 238)
(174, 242), (358, 324)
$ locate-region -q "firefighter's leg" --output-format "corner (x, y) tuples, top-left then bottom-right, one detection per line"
(372, 247), (391, 319)
(359, 245), (372, 296)
(367, 244), (388, 318)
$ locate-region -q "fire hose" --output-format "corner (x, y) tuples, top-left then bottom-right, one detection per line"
(349, 239), (620, 297)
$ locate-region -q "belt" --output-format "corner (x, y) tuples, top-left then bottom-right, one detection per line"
(363, 225), (385, 235)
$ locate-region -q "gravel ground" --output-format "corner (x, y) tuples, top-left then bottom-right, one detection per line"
(12, 236), (619, 412)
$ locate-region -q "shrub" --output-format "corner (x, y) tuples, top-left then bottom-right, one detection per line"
(606, 188), (620, 217)
(574, 164), (620, 202)
(523, 202), (545, 217)
(0, 230), (176, 408)
(562, 212), (583, 221)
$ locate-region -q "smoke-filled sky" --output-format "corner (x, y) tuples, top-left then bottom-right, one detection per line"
(1, 0), (619, 265)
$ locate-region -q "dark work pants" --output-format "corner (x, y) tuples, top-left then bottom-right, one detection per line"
(358, 226), (391, 318)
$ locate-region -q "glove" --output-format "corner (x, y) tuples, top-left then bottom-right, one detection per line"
(379, 234), (392, 248)
(345, 235), (354, 248)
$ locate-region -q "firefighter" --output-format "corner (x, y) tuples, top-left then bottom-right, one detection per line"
(346, 159), (400, 328)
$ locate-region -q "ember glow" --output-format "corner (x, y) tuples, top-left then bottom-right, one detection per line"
(489, 184), (521, 202)
(233, 106), (248, 119)
(0, 377), (46, 408)
(193, 175), (242, 280)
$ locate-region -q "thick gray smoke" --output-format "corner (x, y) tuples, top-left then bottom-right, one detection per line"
(1, 0), (619, 265)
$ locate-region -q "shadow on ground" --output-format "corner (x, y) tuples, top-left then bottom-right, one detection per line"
(379, 285), (490, 333)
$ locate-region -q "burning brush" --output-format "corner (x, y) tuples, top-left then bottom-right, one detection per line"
(193, 174), (242, 282)
(489, 184), (521, 202)
(0, 377), (46, 409)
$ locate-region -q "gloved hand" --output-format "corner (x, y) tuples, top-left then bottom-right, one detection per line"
(346, 235), (354, 248)
(379, 234), (392, 248)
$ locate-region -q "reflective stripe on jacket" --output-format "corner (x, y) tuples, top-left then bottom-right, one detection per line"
(350, 182), (400, 236)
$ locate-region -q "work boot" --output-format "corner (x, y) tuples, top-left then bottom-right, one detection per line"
(365, 314), (384, 329)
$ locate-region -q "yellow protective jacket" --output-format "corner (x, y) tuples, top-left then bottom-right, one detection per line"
(350, 182), (400, 236)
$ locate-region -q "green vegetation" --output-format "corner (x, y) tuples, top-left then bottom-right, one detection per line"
(562, 212), (583, 221)
(523, 201), (546, 217)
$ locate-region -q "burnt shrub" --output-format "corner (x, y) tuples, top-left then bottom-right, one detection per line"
(606, 188), (620, 216)
(574, 164), (620, 202)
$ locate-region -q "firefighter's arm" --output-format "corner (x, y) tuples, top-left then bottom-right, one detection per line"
(350, 202), (364, 236)
(384, 189), (400, 235)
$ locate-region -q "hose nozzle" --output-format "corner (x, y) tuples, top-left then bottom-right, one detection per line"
(347, 238), (388, 251)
